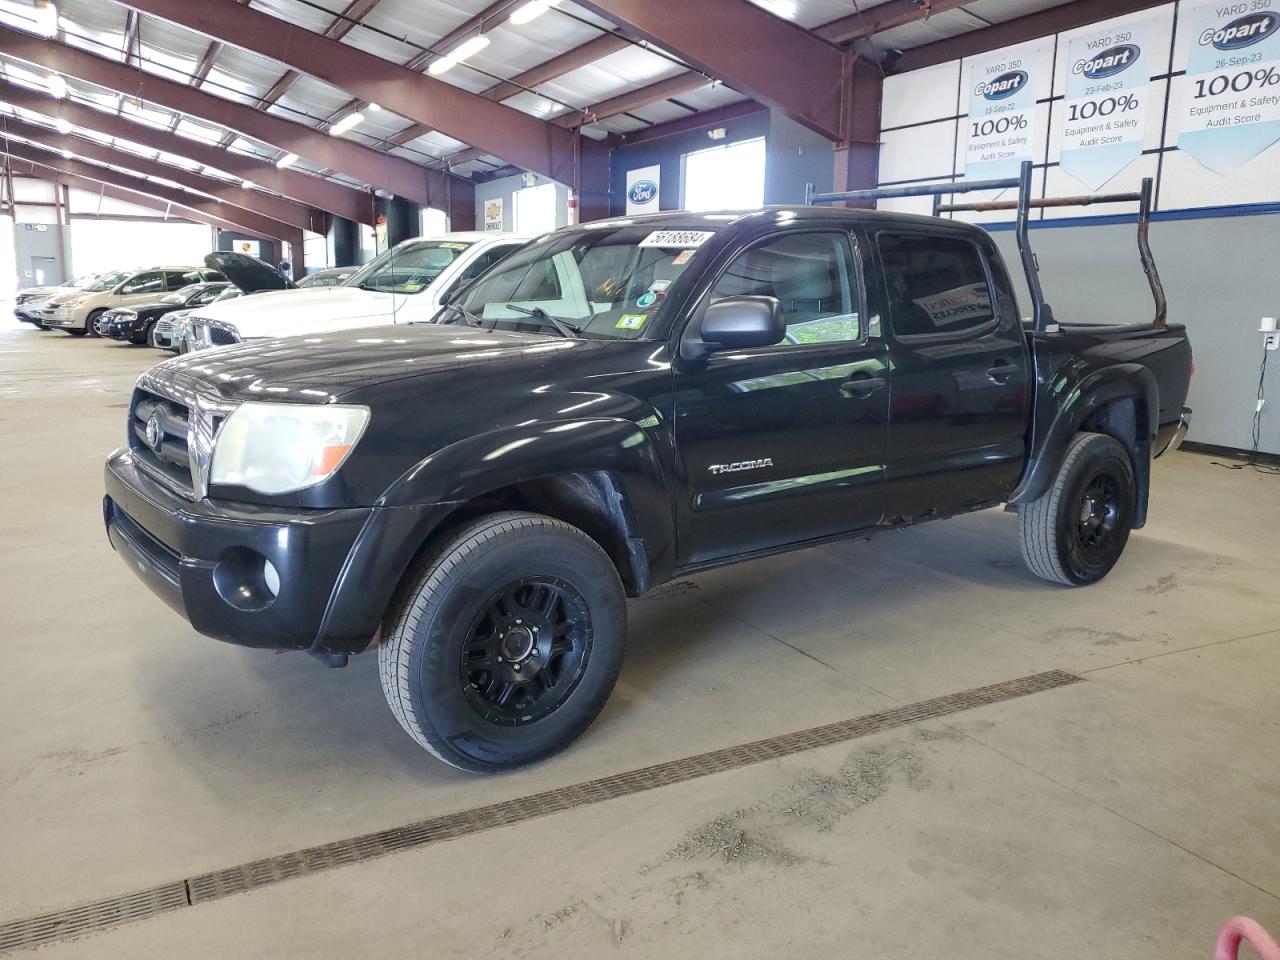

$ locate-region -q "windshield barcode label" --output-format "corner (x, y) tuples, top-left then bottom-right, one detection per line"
(638, 230), (715, 249)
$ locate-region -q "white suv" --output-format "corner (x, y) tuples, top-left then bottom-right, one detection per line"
(182, 233), (528, 351)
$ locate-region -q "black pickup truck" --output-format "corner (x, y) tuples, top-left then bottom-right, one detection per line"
(104, 168), (1192, 771)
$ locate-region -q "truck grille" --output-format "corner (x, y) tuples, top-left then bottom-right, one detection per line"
(129, 389), (195, 495)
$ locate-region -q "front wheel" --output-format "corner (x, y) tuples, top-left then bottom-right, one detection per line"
(86, 310), (106, 338)
(379, 511), (627, 772)
(1020, 432), (1136, 586)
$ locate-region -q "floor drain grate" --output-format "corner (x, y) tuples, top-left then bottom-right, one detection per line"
(0, 669), (1080, 951)
(0, 882), (188, 953)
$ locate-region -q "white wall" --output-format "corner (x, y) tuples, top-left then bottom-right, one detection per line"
(877, 3), (1280, 220)
(68, 220), (215, 276)
(473, 173), (569, 236)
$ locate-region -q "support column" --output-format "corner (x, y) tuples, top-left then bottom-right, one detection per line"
(326, 215), (359, 266)
(832, 58), (883, 206)
(576, 137), (612, 224)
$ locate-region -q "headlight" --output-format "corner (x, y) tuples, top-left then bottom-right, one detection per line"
(210, 402), (370, 495)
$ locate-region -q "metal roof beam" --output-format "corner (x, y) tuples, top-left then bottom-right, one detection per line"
(111, 0), (579, 182)
(0, 76), (373, 224)
(1, 141), (297, 245)
(11, 158), (270, 235)
(574, 0), (852, 141)
(553, 72), (714, 129)
(0, 23), (448, 208)
(0, 114), (326, 233)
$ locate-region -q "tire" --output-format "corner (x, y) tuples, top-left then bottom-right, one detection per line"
(146, 323), (160, 348)
(1020, 432), (1136, 586)
(379, 511), (627, 772)
(86, 310), (105, 338)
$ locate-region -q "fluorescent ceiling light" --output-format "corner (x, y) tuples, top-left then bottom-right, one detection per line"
(509, 0), (557, 25)
(54, 117), (72, 134)
(33, 1), (58, 37)
(242, 179), (256, 190)
(427, 34), (490, 75)
(47, 74), (67, 99)
(60, 149), (73, 159)
(275, 152), (298, 169)
(367, 102), (381, 112)
(329, 111), (364, 136)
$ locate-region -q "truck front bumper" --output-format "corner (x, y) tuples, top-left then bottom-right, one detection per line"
(104, 449), (456, 654)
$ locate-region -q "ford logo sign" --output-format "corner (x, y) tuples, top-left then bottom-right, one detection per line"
(627, 179), (657, 205)
(1075, 43), (1141, 79)
(1200, 12), (1279, 50)
(975, 70), (1028, 101)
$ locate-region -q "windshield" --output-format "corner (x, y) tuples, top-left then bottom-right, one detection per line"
(87, 271), (129, 292)
(213, 288), (241, 302)
(70, 273), (99, 289)
(443, 225), (720, 340)
(345, 240), (473, 294)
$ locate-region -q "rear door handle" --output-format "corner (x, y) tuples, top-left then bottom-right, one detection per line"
(840, 375), (885, 399)
(986, 360), (1014, 384)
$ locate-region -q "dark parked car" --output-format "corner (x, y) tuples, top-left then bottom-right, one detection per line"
(104, 179), (1192, 772)
(101, 282), (233, 346)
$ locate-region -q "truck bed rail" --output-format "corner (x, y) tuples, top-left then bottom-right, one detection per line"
(805, 161), (1167, 332)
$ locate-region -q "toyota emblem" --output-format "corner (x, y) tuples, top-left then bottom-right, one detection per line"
(145, 413), (163, 452)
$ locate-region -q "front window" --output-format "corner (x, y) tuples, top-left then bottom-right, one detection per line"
(346, 240), (473, 295)
(189, 285), (226, 306)
(443, 224), (723, 340)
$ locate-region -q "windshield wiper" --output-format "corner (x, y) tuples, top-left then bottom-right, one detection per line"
(503, 304), (581, 337)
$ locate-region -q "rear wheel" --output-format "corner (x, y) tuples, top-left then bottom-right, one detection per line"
(1020, 432), (1136, 586)
(379, 511), (626, 772)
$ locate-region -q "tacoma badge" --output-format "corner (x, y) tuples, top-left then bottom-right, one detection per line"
(708, 458), (774, 475)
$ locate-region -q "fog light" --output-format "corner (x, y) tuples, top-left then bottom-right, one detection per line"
(212, 547), (279, 612)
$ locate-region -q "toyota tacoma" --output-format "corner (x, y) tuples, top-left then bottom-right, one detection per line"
(104, 171), (1192, 772)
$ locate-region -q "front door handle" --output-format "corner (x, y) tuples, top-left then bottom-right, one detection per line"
(840, 375), (885, 399)
(986, 360), (1014, 384)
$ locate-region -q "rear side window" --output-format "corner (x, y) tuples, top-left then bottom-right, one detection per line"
(877, 233), (995, 337)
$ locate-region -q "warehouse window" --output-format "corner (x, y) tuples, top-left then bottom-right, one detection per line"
(514, 183), (557, 235)
(682, 137), (766, 212)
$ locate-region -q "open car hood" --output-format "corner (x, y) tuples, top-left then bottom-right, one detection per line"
(203, 251), (295, 293)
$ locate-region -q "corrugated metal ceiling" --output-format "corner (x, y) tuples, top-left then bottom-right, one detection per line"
(0, 0), (1087, 192)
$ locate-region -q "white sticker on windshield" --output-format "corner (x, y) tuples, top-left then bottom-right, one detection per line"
(638, 230), (715, 249)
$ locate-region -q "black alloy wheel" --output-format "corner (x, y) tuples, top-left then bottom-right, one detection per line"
(379, 511), (626, 772)
(460, 577), (592, 727)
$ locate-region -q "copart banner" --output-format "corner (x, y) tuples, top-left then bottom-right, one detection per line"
(1179, 0), (1280, 174)
(1059, 19), (1155, 189)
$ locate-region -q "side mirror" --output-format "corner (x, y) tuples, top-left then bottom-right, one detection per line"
(683, 295), (785, 360)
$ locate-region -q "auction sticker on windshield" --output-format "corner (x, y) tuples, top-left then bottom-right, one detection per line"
(638, 230), (715, 248)
(616, 314), (648, 330)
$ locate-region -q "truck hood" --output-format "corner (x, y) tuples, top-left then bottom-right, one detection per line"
(156, 322), (590, 402)
(189, 286), (404, 336)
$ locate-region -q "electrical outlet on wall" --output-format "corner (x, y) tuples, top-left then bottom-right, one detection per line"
(1262, 319), (1279, 351)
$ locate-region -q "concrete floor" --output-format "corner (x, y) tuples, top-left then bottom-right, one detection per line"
(2, 317), (1278, 958)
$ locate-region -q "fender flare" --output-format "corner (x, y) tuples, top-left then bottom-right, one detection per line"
(312, 418), (673, 655)
(1010, 363), (1157, 525)
(381, 416), (674, 584)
